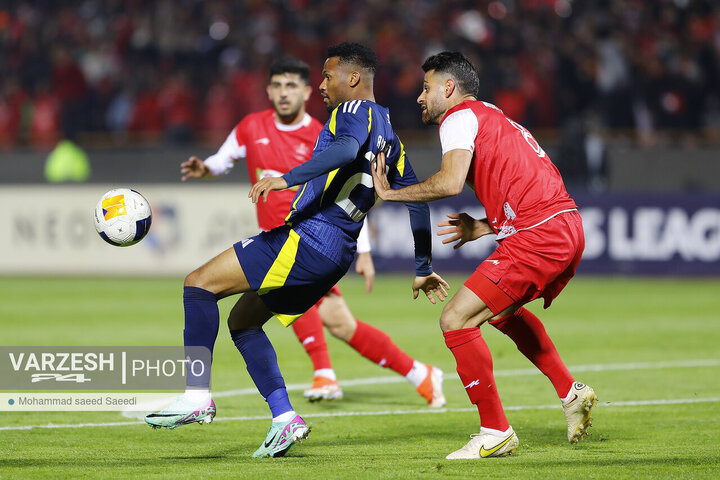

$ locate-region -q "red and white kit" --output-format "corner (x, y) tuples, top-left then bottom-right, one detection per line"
(439, 100), (584, 312)
(205, 109), (322, 231)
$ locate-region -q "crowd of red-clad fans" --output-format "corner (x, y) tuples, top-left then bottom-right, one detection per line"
(1, 0), (719, 149)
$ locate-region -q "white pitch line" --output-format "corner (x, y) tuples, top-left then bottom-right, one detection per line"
(214, 358), (720, 398)
(2, 397), (719, 431)
(3, 359), (719, 430)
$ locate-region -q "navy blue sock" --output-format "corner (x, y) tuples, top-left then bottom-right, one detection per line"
(266, 389), (293, 419)
(183, 286), (219, 388)
(230, 328), (292, 417)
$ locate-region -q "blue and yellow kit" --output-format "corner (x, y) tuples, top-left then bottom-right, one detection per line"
(235, 100), (433, 325)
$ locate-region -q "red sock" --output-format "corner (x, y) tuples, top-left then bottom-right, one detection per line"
(489, 307), (574, 398)
(348, 320), (414, 376)
(444, 328), (509, 431)
(291, 305), (332, 371)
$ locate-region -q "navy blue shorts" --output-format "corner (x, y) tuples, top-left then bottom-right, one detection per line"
(234, 225), (346, 326)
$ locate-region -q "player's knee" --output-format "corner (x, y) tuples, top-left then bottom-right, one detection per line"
(184, 268), (209, 290)
(319, 296), (356, 341)
(184, 270), (198, 288)
(227, 305), (246, 330)
(439, 304), (482, 332)
(227, 293), (270, 330)
(439, 308), (463, 333)
(326, 316), (356, 341)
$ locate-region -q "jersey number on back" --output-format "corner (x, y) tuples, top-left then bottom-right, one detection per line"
(506, 118), (546, 158)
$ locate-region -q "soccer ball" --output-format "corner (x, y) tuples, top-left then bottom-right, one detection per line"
(94, 188), (152, 246)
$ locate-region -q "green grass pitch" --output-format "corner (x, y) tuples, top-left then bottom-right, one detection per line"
(1, 275), (719, 479)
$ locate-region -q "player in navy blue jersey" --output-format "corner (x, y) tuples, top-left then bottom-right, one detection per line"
(145, 42), (449, 459)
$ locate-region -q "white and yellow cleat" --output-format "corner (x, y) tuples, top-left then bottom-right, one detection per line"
(303, 376), (343, 402)
(562, 381), (598, 443)
(445, 427), (519, 460)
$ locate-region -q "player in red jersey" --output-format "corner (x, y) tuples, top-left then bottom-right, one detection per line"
(372, 52), (597, 459)
(180, 57), (445, 407)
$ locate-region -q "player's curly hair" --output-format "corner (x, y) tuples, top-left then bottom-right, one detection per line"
(327, 42), (378, 74)
(422, 52), (479, 97)
(269, 57), (311, 84)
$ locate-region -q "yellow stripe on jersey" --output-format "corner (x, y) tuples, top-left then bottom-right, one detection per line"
(329, 107), (339, 135)
(319, 168), (339, 205)
(396, 140), (406, 177)
(257, 229), (301, 295)
(285, 183), (308, 222)
(273, 311), (303, 327)
(368, 107), (372, 133)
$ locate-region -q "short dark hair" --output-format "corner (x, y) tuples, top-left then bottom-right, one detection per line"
(422, 52), (479, 97)
(327, 42), (378, 75)
(268, 57), (310, 84)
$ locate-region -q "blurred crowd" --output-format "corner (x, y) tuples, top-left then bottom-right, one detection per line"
(1, 0), (719, 151)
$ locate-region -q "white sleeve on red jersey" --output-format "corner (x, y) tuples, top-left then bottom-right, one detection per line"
(439, 109), (478, 155)
(357, 219), (371, 253)
(204, 127), (247, 176)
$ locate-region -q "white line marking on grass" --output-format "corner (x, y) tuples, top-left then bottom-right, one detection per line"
(549, 359), (720, 375)
(217, 396), (720, 420)
(0, 420), (146, 431)
(2, 359), (718, 431)
(213, 359), (720, 398)
(2, 397), (719, 431)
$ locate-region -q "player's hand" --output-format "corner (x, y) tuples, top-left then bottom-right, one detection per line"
(371, 150), (392, 200)
(180, 156), (210, 181)
(355, 251), (375, 294)
(412, 273), (450, 304)
(249, 177), (289, 203)
(437, 213), (494, 249)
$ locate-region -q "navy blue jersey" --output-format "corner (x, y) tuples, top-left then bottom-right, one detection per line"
(284, 100), (431, 273)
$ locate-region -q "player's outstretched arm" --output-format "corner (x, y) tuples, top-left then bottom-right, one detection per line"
(249, 177), (289, 203)
(372, 149), (472, 202)
(180, 156), (211, 181)
(412, 273), (450, 304)
(185, 128), (244, 180)
(437, 213), (494, 249)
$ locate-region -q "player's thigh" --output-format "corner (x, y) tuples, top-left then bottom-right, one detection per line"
(185, 246), (251, 298)
(440, 285), (515, 332)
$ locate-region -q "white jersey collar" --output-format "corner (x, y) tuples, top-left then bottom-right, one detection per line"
(274, 113), (311, 132)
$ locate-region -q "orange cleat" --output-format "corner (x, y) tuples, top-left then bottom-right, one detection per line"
(416, 365), (446, 408)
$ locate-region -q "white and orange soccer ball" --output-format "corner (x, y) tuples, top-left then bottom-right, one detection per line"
(94, 188), (152, 246)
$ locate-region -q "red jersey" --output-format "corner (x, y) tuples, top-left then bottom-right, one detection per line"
(439, 100), (577, 240)
(209, 109), (323, 231)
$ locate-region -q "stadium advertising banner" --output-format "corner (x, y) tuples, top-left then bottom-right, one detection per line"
(0, 185), (260, 275)
(0, 186), (718, 275)
(369, 192), (720, 276)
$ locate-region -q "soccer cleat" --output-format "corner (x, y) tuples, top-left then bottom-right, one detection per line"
(562, 381), (598, 444)
(445, 428), (519, 459)
(252, 415), (311, 458)
(144, 395), (216, 429)
(416, 365), (446, 408)
(303, 376), (343, 402)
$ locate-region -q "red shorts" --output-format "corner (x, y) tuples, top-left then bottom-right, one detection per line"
(314, 284), (342, 307)
(465, 210), (584, 315)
